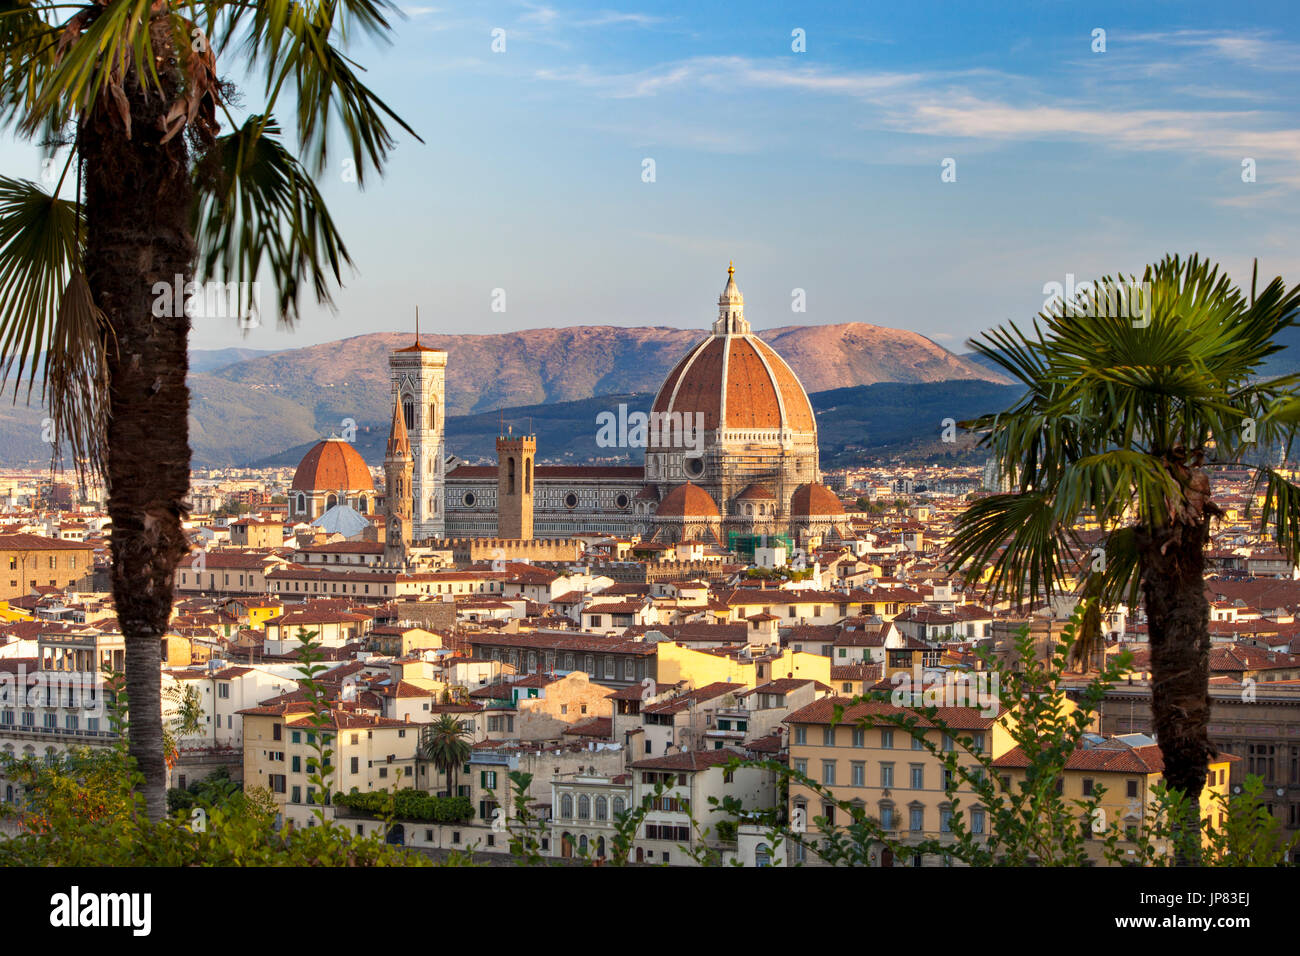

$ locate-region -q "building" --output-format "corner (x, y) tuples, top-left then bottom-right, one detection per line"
(288, 438), (375, 522)
(783, 697), (1011, 866)
(376, 265), (841, 546)
(0, 534), (94, 601)
(389, 329), (447, 539)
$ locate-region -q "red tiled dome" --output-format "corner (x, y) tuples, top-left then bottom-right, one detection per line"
(291, 439), (375, 492)
(649, 266), (816, 440)
(790, 482), (845, 517)
(651, 336), (816, 435)
(656, 483), (721, 519)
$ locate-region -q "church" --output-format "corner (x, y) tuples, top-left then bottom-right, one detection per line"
(292, 265), (850, 561)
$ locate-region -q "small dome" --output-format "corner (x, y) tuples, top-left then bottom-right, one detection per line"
(656, 483), (721, 519)
(311, 503), (371, 537)
(791, 482), (845, 517)
(735, 483), (775, 500)
(291, 438), (374, 493)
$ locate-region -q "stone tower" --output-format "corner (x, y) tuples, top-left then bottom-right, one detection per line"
(389, 320), (447, 540)
(383, 396), (413, 568)
(496, 431), (535, 540)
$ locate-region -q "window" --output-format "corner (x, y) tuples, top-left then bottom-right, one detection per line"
(910, 765), (924, 790)
(940, 806), (952, 833)
(822, 727), (835, 747)
(560, 794), (573, 819)
(880, 805), (894, 829)
(881, 729), (894, 749)
(909, 807), (923, 832)
(822, 760), (836, 786)
(794, 758), (808, 777)
(1082, 778), (1094, 797)
(911, 735), (924, 750)
(971, 808), (986, 835)
(272, 723), (282, 741)
(595, 796), (608, 821)
(1126, 780), (1139, 799)
(612, 796), (626, 817)
(851, 761), (865, 787)
(880, 763), (894, 788)
(350, 757), (359, 774)
(578, 795), (591, 820)
(794, 726), (807, 746)
(942, 734), (954, 752)
(852, 728), (865, 748)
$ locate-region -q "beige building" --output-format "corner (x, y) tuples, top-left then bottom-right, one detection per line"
(240, 699), (425, 826)
(0, 533), (94, 600)
(784, 697), (1012, 866)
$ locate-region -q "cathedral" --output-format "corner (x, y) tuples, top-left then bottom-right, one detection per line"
(293, 265), (849, 561)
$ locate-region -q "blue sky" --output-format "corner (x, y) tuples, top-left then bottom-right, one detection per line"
(5, 1), (1299, 353)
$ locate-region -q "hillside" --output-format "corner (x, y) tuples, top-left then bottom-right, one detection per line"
(0, 323), (1010, 467)
(251, 380), (1028, 471)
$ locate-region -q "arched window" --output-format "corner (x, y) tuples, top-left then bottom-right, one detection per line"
(560, 794), (573, 819)
(595, 796), (608, 821)
(429, 403), (437, 432)
(578, 795), (591, 820)
(612, 796), (625, 817)
(596, 836), (606, 858)
(579, 835), (588, 854)
(527, 652), (537, 673)
(507, 457), (516, 495)
(357, 495), (368, 514)
(403, 397), (415, 430)
(525, 458), (532, 493)
(326, 494), (338, 509)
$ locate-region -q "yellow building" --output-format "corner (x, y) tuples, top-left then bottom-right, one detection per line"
(656, 642), (829, 690)
(783, 696), (1014, 867)
(241, 699), (425, 826)
(992, 736), (1234, 864)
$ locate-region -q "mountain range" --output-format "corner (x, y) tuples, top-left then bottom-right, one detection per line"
(0, 322), (1010, 468)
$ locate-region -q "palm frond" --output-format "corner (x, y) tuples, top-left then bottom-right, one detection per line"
(0, 174), (107, 485)
(192, 115), (352, 324)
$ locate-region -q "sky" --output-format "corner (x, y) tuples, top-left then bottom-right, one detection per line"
(4, 0), (1299, 353)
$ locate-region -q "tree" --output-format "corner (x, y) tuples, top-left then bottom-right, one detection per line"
(0, 1), (417, 819)
(947, 254), (1300, 860)
(419, 713), (471, 798)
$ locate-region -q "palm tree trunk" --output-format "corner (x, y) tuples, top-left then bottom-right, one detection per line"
(81, 26), (196, 822)
(1138, 517), (1213, 864)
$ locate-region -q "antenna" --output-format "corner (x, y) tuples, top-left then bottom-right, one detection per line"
(415, 306), (420, 345)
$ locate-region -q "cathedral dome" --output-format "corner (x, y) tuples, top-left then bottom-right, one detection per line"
(790, 482), (846, 517)
(291, 438), (375, 493)
(656, 482), (721, 519)
(650, 265), (816, 436)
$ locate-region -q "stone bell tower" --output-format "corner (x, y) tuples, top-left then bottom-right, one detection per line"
(496, 430), (535, 540)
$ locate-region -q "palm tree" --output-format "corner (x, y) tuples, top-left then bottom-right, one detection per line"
(948, 254), (1300, 856)
(0, 1), (417, 819)
(420, 713), (471, 799)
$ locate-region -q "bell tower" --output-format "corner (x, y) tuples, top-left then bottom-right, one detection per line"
(496, 429), (535, 540)
(383, 397), (413, 567)
(389, 310), (447, 539)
